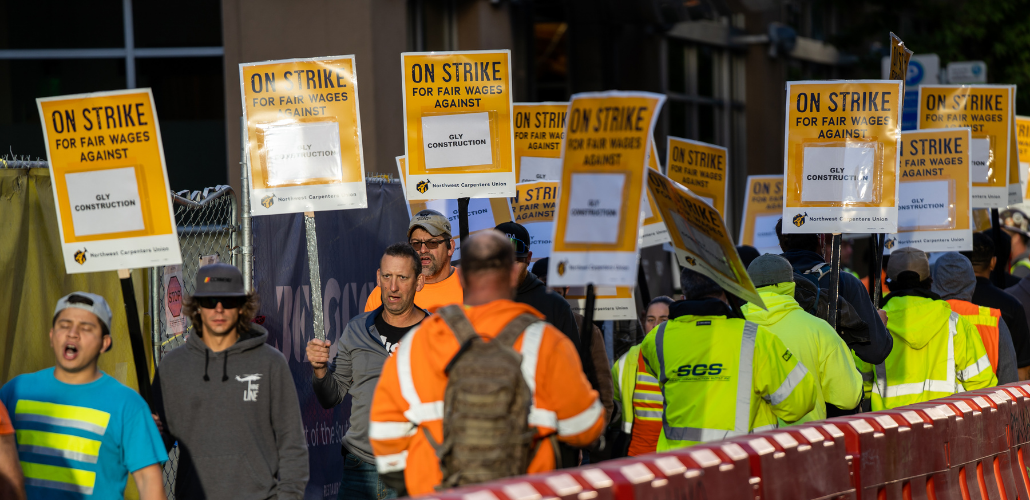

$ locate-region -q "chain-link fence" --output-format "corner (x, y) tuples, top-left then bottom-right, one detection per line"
(149, 185), (238, 498)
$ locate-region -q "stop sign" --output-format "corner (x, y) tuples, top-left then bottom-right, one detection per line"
(167, 276), (182, 317)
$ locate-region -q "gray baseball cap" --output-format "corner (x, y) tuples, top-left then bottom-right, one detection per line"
(747, 254), (795, 288)
(53, 292), (113, 334)
(193, 263), (247, 297)
(409, 209), (452, 238)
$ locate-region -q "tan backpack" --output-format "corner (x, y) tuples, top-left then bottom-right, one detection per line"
(427, 305), (540, 489)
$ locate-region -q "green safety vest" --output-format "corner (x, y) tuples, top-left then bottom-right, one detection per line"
(1011, 259), (1030, 275)
(640, 314), (816, 451)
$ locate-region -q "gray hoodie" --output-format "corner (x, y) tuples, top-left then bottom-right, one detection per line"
(152, 324), (309, 499)
(931, 252), (1018, 384)
(311, 306), (425, 464)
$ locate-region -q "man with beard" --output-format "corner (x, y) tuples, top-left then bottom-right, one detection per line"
(365, 210), (463, 312)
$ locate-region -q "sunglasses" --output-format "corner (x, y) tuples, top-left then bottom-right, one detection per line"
(509, 236), (528, 255)
(410, 238), (448, 250)
(196, 296), (246, 309)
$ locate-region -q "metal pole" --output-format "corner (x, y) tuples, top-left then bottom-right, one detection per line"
(458, 197), (470, 244)
(870, 234), (885, 309)
(827, 234), (842, 331)
(239, 116), (254, 293)
(149, 267), (161, 365)
(637, 262), (652, 307)
(304, 213), (326, 341)
(579, 284), (600, 392)
(118, 269), (152, 405)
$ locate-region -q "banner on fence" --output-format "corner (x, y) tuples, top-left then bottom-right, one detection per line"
(253, 182), (409, 500)
(885, 128), (973, 253)
(37, 88), (182, 273)
(514, 102), (567, 183)
(782, 80), (903, 234)
(739, 175), (784, 255)
(241, 55), (368, 215)
(918, 84), (1014, 208)
(401, 50), (516, 200)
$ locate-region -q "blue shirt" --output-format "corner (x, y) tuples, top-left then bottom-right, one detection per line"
(0, 368), (168, 499)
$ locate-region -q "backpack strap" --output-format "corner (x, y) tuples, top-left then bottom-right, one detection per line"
(496, 314), (542, 348)
(437, 304), (479, 344)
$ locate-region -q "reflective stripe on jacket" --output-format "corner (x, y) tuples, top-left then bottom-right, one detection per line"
(639, 314), (816, 451)
(612, 345), (662, 456)
(946, 299), (1001, 374)
(368, 300), (604, 496)
(857, 295), (996, 410)
(743, 282), (863, 425)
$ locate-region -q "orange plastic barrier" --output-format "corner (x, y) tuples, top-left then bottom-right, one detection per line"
(421, 382), (1030, 500)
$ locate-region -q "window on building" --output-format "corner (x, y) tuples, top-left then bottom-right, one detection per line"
(0, 0), (226, 191)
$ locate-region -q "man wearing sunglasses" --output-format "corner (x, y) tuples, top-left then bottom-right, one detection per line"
(151, 263), (309, 499)
(365, 209), (464, 312)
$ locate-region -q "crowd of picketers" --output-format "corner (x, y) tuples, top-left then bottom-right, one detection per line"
(5, 205), (1030, 500)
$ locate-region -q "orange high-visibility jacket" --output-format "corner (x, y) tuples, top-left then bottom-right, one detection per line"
(947, 299), (1002, 373)
(369, 300), (605, 496)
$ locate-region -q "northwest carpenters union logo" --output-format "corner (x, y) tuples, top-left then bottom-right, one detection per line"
(261, 194), (275, 209)
(885, 238), (896, 250)
(73, 249), (87, 265)
(557, 260), (568, 276)
(416, 179), (431, 194)
(792, 212), (808, 227)
(684, 255), (697, 266)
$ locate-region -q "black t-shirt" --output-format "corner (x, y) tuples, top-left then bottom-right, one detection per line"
(374, 309), (425, 356)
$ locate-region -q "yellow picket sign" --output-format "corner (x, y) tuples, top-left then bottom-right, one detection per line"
(548, 91), (665, 286)
(666, 136), (729, 217)
(888, 32), (913, 84)
(396, 156), (513, 259)
(401, 50), (516, 200)
(37, 89), (181, 274)
(884, 128), (973, 253)
(510, 180), (559, 260)
(918, 85), (1014, 208)
(1018, 115), (1030, 198)
(738, 175), (784, 254)
(1010, 107), (1023, 204)
(566, 286), (637, 321)
(241, 55), (367, 215)
(639, 139), (670, 247)
(514, 102), (567, 182)
(647, 169), (764, 308)
(783, 80), (903, 234)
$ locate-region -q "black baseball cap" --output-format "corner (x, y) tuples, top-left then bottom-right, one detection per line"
(495, 222), (530, 257)
(193, 263), (247, 297)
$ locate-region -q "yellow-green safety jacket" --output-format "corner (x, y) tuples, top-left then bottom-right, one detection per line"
(857, 294), (997, 410)
(640, 298), (817, 451)
(612, 345), (663, 433)
(742, 282), (863, 425)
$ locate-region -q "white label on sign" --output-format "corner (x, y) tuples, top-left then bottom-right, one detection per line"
(524, 221), (554, 259)
(263, 122), (343, 186)
(970, 138), (991, 183)
(520, 156), (562, 182)
(800, 145), (875, 203)
(898, 180), (951, 230)
(425, 198), (496, 234)
(66, 167), (146, 237)
(422, 112), (493, 169)
(670, 211), (733, 277)
(752, 214), (781, 250)
(564, 173), (625, 244)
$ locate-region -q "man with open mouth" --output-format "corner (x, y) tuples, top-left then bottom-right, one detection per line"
(0, 292), (168, 499)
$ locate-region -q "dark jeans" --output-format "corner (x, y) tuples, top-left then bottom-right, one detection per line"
(340, 452), (398, 500)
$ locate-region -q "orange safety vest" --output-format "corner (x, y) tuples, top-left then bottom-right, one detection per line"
(946, 299), (1001, 373)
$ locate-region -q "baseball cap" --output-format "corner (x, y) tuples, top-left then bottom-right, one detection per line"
(747, 254), (795, 288)
(193, 263), (247, 297)
(495, 221), (530, 257)
(886, 247), (930, 282)
(54, 292), (113, 335)
(409, 209), (452, 238)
